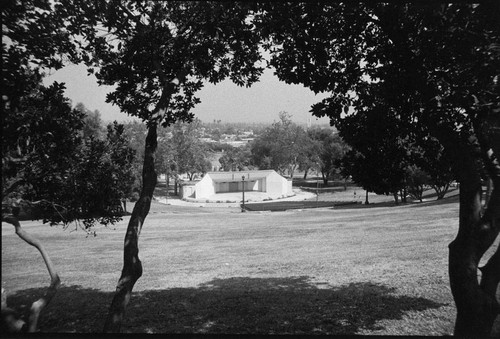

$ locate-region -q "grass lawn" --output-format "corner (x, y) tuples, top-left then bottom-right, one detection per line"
(1, 194), (462, 335)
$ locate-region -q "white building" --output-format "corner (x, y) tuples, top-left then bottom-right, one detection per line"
(180, 170), (293, 200)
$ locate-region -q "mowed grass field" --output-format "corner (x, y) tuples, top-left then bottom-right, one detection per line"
(2, 195), (461, 335)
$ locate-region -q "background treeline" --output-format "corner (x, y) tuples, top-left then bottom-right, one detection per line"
(120, 111), (455, 203)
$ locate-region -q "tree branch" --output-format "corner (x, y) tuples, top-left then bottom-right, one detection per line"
(473, 119), (500, 237)
(117, 2), (143, 28)
(1, 214), (60, 332)
(2, 178), (25, 199)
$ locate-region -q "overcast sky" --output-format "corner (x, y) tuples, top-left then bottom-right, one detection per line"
(43, 64), (331, 125)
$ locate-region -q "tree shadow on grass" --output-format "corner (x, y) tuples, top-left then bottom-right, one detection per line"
(334, 192), (459, 210)
(5, 277), (445, 334)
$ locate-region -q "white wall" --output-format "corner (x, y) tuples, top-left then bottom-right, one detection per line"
(266, 171), (287, 197)
(194, 175), (215, 199)
(191, 171), (290, 199)
(180, 184), (196, 199)
(286, 179), (293, 196)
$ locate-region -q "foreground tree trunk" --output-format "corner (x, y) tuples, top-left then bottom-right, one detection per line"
(444, 129), (500, 337)
(103, 123), (158, 332)
(370, 8), (500, 333)
(1, 214), (60, 333)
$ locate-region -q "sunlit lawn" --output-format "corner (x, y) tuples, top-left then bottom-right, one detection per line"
(1, 191), (460, 335)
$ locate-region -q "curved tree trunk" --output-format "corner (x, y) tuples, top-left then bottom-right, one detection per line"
(1, 214), (60, 333)
(443, 130), (500, 337)
(449, 178), (500, 336)
(102, 47), (182, 331)
(103, 123), (158, 332)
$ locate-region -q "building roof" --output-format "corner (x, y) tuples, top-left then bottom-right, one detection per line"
(206, 170), (276, 182)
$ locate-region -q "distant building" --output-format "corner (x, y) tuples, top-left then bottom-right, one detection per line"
(180, 170), (293, 200)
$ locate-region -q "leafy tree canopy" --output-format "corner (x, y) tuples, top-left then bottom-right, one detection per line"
(74, 103), (105, 140)
(307, 127), (348, 185)
(251, 112), (312, 178)
(64, 1), (264, 126)
(258, 3), (500, 336)
(2, 78), (136, 229)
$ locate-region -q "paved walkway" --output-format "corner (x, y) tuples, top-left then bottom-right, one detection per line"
(155, 189), (316, 208)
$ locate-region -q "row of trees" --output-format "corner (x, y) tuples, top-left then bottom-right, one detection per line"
(121, 118), (211, 194)
(118, 109), (453, 205)
(248, 110), (454, 203)
(342, 119), (455, 204)
(119, 112), (345, 188)
(121, 112), (346, 188)
(2, 1), (498, 335)
(249, 112), (346, 184)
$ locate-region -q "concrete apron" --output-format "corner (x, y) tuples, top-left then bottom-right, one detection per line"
(155, 189), (316, 207)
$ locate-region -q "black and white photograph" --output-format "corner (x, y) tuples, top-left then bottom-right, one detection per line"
(2, 1), (499, 336)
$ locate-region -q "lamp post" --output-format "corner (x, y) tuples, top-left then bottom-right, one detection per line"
(316, 167), (319, 205)
(241, 175), (246, 212)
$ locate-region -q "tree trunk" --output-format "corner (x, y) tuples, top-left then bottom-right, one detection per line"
(303, 168), (308, 180)
(433, 183), (450, 200)
(485, 177), (493, 206)
(288, 164), (296, 183)
(449, 181), (500, 336)
(365, 190), (369, 204)
(166, 173), (170, 198)
(400, 187), (407, 203)
(1, 214), (60, 333)
(446, 135), (500, 337)
(393, 192), (399, 204)
(103, 123), (158, 333)
(416, 185), (423, 202)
